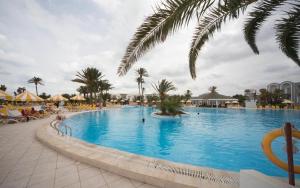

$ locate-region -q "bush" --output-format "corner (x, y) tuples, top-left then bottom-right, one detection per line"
(158, 96), (183, 115)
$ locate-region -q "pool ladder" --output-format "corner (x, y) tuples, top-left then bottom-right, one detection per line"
(50, 120), (72, 136)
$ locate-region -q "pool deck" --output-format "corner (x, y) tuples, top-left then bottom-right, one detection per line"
(0, 115), (157, 188)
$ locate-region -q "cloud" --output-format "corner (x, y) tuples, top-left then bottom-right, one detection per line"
(0, 0), (299, 96)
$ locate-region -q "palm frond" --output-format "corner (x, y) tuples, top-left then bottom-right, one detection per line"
(189, 0), (255, 79)
(244, 0), (287, 54)
(275, 3), (300, 66)
(118, 0), (214, 76)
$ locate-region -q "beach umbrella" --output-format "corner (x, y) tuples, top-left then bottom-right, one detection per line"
(136, 100), (140, 103)
(180, 100), (185, 103)
(0, 90), (13, 101)
(282, 99), (294, 104)
(232, 101), (239, 104)
(152, 100), (156, 103)
(70, 95), (85, 101)
(186, 100), (192, 103)
(49, 95), (68, 102)
(15, 91), (44, 102)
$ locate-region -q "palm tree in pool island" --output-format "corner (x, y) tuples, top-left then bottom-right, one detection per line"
(118, 0), (300, 78)
(28, 76), (44, 95)
(152, 79), (176, 114)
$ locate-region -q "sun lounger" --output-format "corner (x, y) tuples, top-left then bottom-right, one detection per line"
(10, 109), (36, 121)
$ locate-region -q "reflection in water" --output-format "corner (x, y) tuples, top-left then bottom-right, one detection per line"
(157, 118), (182, 155)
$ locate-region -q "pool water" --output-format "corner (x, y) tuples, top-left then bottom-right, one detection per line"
(63, 107), (300, 177)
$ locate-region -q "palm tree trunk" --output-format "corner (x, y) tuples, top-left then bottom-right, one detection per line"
(90, 92), (93, 103)
(35, 84), (38, 96)
(141, 82), (143, 102)
(138, 83), (141, 102)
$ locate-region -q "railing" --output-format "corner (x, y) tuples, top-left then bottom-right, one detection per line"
(50, 120), (72, 136)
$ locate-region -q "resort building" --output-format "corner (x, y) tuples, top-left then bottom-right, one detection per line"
(267, 81), (300, 104)
(191, 90), (238, 107)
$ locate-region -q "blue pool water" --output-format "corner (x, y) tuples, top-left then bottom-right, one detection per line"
(63, 107), (300, 177)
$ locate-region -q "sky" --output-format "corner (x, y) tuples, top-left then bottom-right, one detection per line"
(0, 0), (299, 96)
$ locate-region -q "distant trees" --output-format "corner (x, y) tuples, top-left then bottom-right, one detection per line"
(257, 88), (285, 106)
(14, 87), (26, 96)
(28, 76), (44, 95)
(0, 84), (7, 91)
(146, 94), (159, 106)
(62, 93), (76, 100)
(39, 92), (51, 99)
(232, 94), (246, 106)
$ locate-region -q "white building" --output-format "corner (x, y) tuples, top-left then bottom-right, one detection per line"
(267, 81), (300, 104)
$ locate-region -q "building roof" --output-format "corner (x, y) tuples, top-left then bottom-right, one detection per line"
(192, 91), (233, 100)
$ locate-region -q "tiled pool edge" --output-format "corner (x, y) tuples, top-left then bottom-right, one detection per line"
(36, 121), (239, 188)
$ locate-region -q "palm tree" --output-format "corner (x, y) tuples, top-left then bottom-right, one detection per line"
(259, 88), (271, 106)
(72, 67), (103, 102)
(16, 87), (26, 95)
(209, 86), (217, 93)
(77, 86), (89, 98)
(28, 77), (43, 95)
(118, 0), (300, 79)
(0, 84), (7, 91)
(136, 77), (143, 101)
(97, 80), (113, 106)
(184, 90), (192, 102)
(152, 79), (176, 103)
(152, 79), (176, 114)
(136, 68), (149, 102)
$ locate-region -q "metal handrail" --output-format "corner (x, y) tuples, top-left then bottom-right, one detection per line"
(50, 120), (72, 136)
(62, 124), (72, 136)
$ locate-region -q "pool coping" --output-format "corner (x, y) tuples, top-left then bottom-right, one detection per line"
(36, 112), (240, 188)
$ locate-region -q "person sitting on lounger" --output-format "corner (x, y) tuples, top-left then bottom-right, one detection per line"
(21, 109), (30, 122)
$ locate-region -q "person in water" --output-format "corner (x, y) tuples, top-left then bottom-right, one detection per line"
(142, 118), (145, 123)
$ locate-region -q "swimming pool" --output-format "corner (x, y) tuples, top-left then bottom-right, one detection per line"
(63, 107), (300, 177)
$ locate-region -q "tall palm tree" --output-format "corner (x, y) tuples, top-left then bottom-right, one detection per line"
(184, 90), (192, 102)
(136, 68), (149, 102)
(136, 77), (144, 101)
(118, 0), (300, 79)
(28, 76), (43, 95)
(152, 79), (176, 103)
(72, 67), (103, 101)
(97, 80), (113, 106)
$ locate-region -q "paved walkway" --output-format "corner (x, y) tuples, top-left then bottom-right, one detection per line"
(0, 116), (157, 188)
